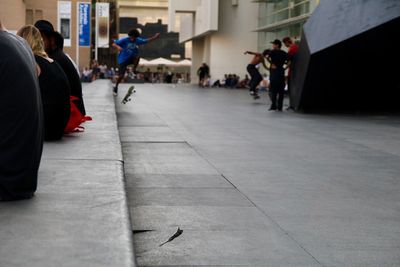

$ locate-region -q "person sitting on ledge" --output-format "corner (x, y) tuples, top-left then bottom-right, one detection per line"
(18, 25), (71, 141)
(34, 20), (86, 116)
(0, 20), (43, 201)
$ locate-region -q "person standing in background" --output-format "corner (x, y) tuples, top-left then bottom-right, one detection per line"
(267, 39), (288, 111)
(197, 63), (209, 87)
(283, 37), (299, 110)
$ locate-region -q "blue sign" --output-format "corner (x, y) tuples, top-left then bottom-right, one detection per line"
(78, 3), (90, 46)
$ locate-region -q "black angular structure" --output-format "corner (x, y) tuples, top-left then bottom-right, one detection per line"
(291, 0), (400, 112)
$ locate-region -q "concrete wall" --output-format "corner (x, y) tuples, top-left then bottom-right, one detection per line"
(208, 0), (259, 81)
(180, 13), (194, 42)
(26, 0), (57, 26)
(0, 0), (26, 32)
(191, 38), (204, 83)
(169, 0), (218, 42)
(168, 0), (201, 32)
(189, 0), (259, 83)
(119, 0), (168, 25)
(169, 0), (265, 83)
(0, 0), (91, 71)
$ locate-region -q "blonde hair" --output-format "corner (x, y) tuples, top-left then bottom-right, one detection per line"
(17, 25), (48, 58)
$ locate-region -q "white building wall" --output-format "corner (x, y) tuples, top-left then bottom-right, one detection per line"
(119, 8), (168, 25)
(180, 14), (194, 42)
(208, 0), (259, 82)
(0, 0), (26, 32)
(169, 0), (218, 42)
(170, 0), (259, 84)
(192, 38), (205, 83)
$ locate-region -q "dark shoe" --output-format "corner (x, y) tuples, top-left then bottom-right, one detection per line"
(268, 107), (276, 111)
(113, 86), (118, 96)
(254, 95), (260, 100)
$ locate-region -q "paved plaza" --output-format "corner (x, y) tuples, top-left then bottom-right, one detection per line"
(116, 83), (400, 267)
(1, 81), (399, 267)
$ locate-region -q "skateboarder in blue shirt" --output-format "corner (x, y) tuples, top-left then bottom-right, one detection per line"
(112, 29), (160, 95)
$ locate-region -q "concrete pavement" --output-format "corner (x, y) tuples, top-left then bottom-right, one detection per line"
(116, 83), (400, 267)
(0, 80), (135, 267)
(2, 80), (398, 266)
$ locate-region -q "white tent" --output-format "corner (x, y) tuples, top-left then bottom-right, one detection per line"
(138, 58), (150, 65)
(136, 57), (191, 77)
(147, 57), (178, 66)
(177, 59), (192, 66)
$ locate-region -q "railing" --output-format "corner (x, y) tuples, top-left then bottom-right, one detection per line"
(258, 0), (312, 27)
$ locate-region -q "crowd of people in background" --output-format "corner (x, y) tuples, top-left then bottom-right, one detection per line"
(197, 68), (270, 91)
(196, 36), (299, 111)
(81, 60), (115, 82)
(81, 61), (190, 85)
(201, 73), (251, 89)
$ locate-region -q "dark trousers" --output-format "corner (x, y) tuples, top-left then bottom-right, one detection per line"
(247, 64), (262, 92)
(269, 79), (285, 110)
(115, 57), (138, 93)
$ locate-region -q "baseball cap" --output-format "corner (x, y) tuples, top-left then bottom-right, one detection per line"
(271, 39), (282, 47)
(34, 20), (55, 34)
(282, 36), (292, 43)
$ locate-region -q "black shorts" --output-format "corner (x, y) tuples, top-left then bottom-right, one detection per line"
(247, 64), (262, 90)
(118, 56), (140, 75)
(118, 61), (130, 76)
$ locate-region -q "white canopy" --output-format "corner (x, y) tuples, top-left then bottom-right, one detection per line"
(177, 59), (192, 66)
(138, 58), (150, 65)
(146, 57), (178, 66)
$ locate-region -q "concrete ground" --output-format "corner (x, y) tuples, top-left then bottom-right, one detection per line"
(116, 83), (400, 267)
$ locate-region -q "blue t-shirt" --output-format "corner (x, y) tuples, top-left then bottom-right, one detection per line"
(115, 37), (148, 64)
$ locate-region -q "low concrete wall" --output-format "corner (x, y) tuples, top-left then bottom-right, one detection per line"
(0, 80), (135, 267)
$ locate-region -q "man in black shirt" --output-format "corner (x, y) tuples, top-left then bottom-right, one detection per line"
(197, 63), (210, 87)
(267, 39), (288, 111)
(34, 20), (86, 116)
(0, 20), (43, 201)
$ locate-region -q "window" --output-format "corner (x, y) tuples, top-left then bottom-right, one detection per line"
(35, 10), (43, 21)
(26, 9), (34, 25)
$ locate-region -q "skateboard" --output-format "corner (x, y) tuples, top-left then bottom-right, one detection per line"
(250, 89), (260, 100)
(121, 86), (136, 104)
